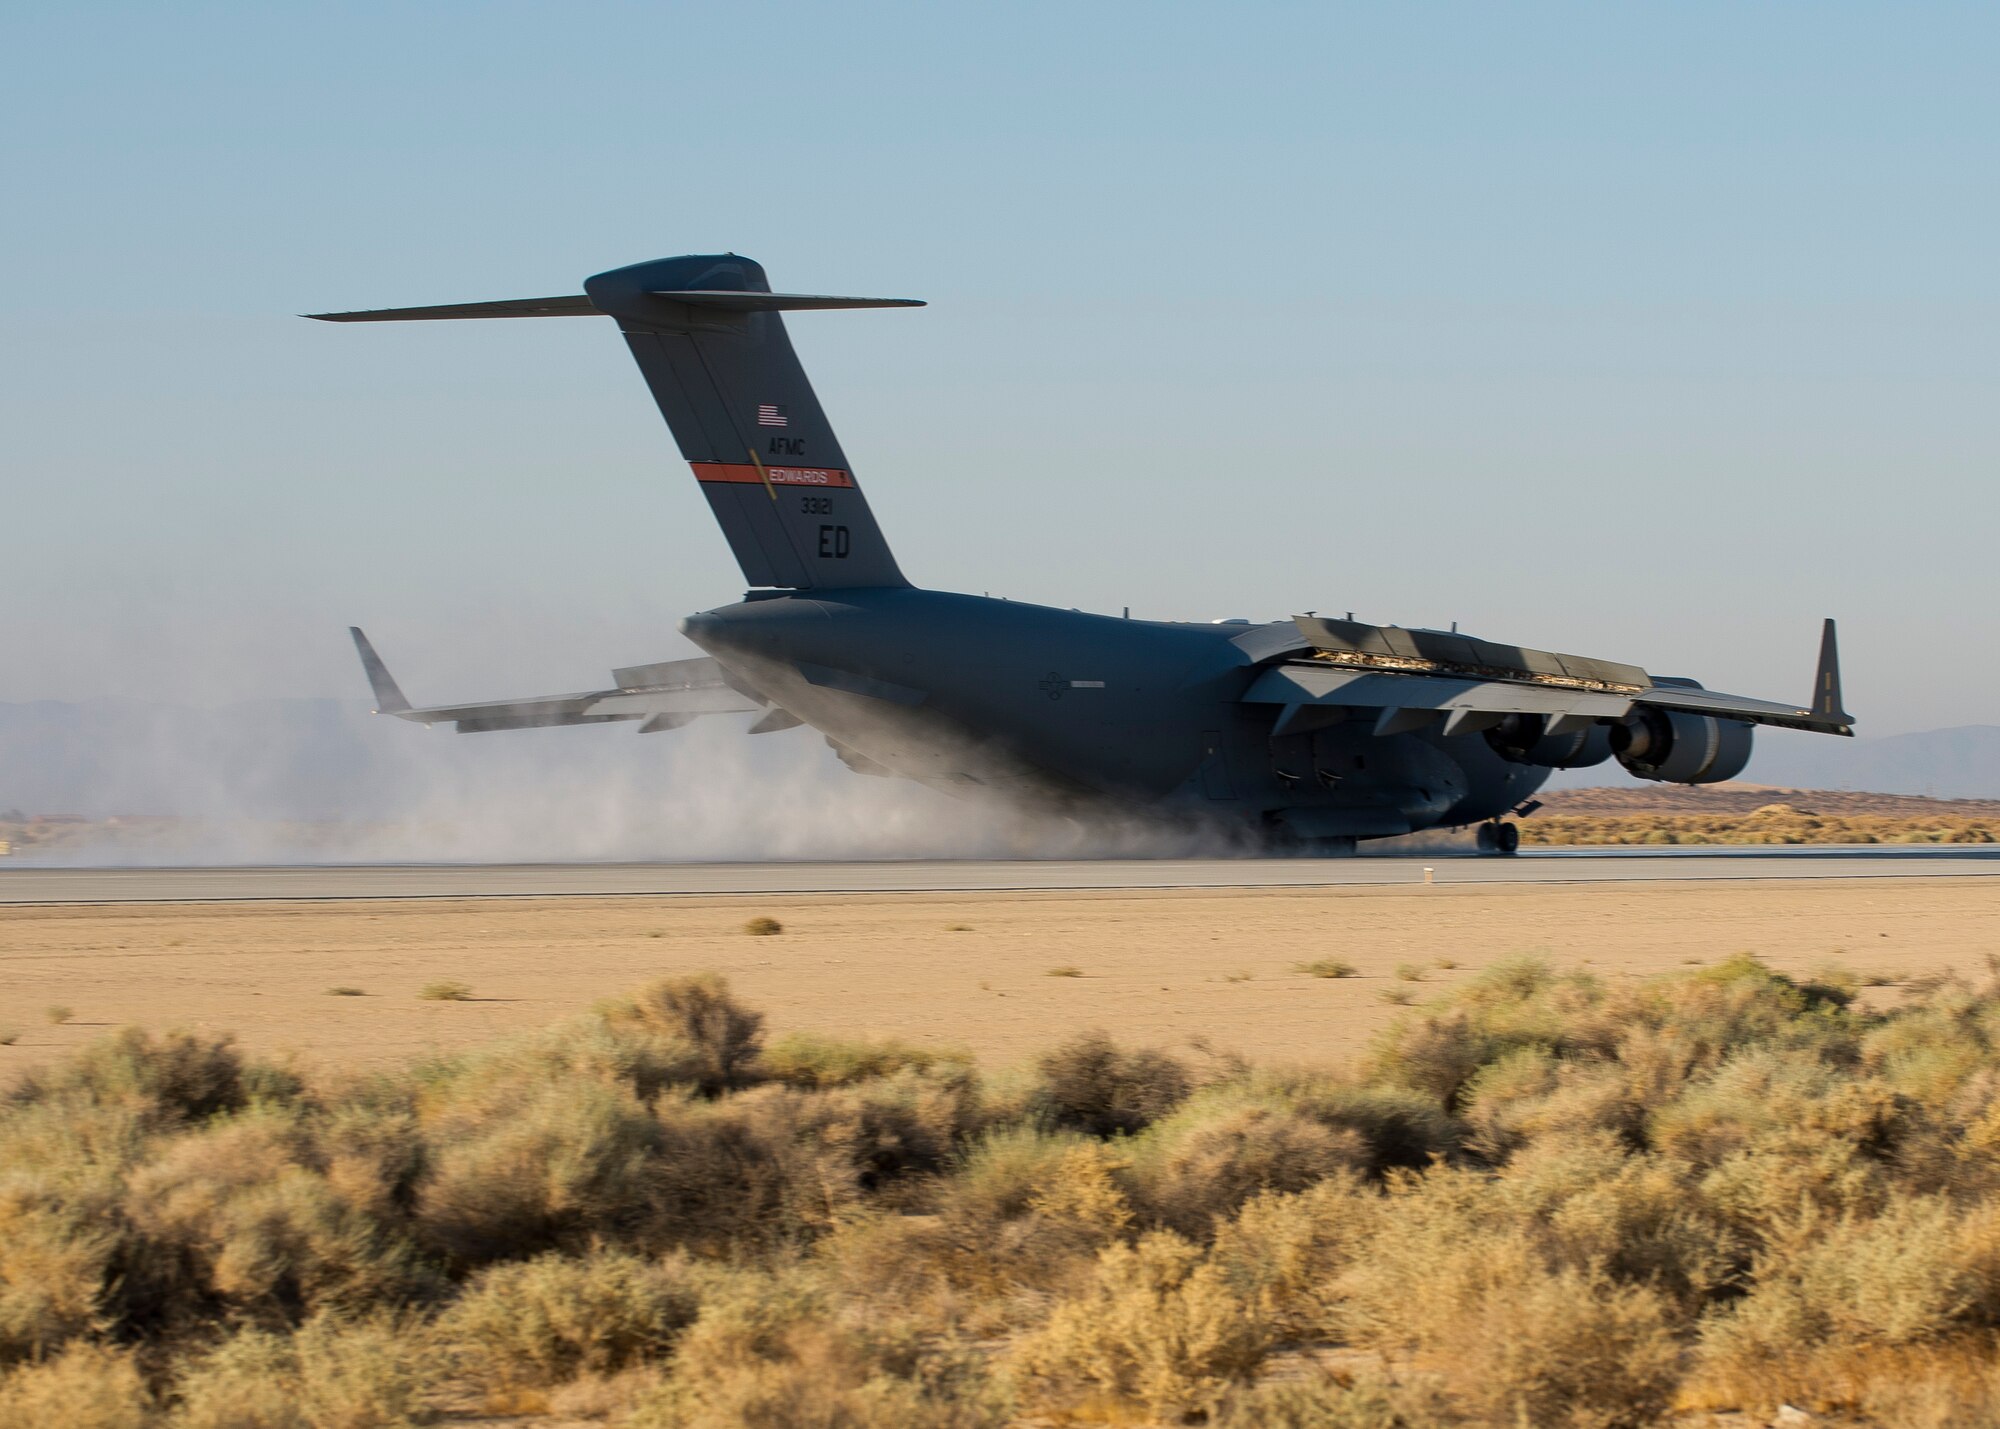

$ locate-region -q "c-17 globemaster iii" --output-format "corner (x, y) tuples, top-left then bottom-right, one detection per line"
(313, 253), (1853, 855)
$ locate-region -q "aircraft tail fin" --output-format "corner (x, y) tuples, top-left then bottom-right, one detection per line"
(583, 256), (914, 590)
(308, 256), (920, 591)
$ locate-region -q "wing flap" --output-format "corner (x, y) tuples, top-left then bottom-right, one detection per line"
(1243, 665), (1632, 719)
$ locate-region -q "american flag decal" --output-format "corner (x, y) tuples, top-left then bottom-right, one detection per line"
(756, 403), (788, 427)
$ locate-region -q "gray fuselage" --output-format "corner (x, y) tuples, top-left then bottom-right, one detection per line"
(681, 588), (1544, 839)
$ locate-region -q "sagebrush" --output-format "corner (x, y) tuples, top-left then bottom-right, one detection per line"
(10, 958), (2000, 1425)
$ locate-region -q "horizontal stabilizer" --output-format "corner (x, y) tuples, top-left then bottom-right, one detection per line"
(306, 291), (922, 323)
(346, 634), (764, 734)
(307, 296), (600, 322)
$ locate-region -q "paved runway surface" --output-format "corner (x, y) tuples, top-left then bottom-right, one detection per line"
(3, 847), (1996, 903)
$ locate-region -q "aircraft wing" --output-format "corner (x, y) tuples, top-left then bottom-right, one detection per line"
(349, 628), (764, 734)
(1246, 617), (1853, 738)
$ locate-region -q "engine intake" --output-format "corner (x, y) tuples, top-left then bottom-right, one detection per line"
(1485, 713), (1613, 769)
(1611, 708), (1754, 784)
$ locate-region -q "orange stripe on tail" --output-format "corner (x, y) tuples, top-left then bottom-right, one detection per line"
(691, 462), (856, 488)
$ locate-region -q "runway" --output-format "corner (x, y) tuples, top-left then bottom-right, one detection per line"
(3, 846), (1995, 903)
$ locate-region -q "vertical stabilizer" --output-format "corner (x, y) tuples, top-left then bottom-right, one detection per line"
(583, 255), (912, 590)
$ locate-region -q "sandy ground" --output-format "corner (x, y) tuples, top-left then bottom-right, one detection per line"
(2, 877), (1996, 1082)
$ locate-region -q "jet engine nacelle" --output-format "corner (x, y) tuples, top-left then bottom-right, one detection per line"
(1485, 713), (1614, 769)
(1610, 708), (1754, 784)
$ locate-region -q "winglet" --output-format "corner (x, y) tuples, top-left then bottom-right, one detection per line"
(349, 627), (411, 715)
(1813, 618), (1851, 726)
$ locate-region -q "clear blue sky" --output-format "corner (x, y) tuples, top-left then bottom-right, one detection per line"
(4, 1), (1994, 734)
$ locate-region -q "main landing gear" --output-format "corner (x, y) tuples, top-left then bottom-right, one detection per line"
(1476, 821), (1521, 856)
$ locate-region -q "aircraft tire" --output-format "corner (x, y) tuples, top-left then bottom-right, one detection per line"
(1476, 822), (1521, 856)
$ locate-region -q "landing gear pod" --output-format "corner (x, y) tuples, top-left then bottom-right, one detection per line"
(1611, 709), (1754, 784)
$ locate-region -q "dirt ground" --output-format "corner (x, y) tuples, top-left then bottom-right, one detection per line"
(2, 877), (1996, 1083)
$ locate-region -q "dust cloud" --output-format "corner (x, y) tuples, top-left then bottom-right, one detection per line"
(0, 700), (1234, 866)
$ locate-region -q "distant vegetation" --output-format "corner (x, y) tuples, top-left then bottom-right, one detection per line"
(1526, 786), (2000, 846)
(1522, 803), (1999, 845)
(14, 961), (2000, 1424)
(416, 980), (473, 1002)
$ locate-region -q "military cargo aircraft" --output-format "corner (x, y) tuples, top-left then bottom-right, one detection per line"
(314, 254), (1852, 854)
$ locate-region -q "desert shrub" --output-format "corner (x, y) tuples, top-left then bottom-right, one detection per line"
(1450, 1262), (1680, 1429)
(829, 1133), (1133, 1312)
(8, 1027), (279, 1131)
(601, 973), (764, 1094)
(312, 1096), (426, 1224)
(940, 1125), (1106, 1226)
(1463, 1050), (1644, 1162)
(759, 1032), (968, 1089)
(1123, 1086), (1367, 1235)
(1012, 1230), (1268, 1420)
(1654, 1052), (1923, 1239)
(647, 1093), (830, 1250)
(123, 1103), (427, 1325)
(1213, 1374), (1453, 1429)
(0, 1026), (19, 1045)
(629, 1266), (1010, 1429)
(1340, 1162), (1681, 1424)
(32, 957), (2000, 1420)
(0, 1169), (125, 1362)
(534, 1018), (709, 1101)
(1030, 1030), (1190, 1137)
(171, 1314), (433, 1429)
(1293, 959), (1357, 979)
(0, 1341), (153, 1429)
(414, 1077), (665, 1265)
(416, 981), (471, 1002)
(742, 916), (784, 936)
(1364, 959), (1602, 1111)
(1267, 1076), (1461, 1173)
(1494, 1131), (1734, 1310)
(440, 1249), (698, 1390)
(734, 1061), (983, 1202)
(47, 1004), (75, 1025)
(171, 1325), (301, 1428)
(1693, 1195), (2000, 1414)
(1208, 1181), (1367, 1340)
(1616, 955), (1858, 1081)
